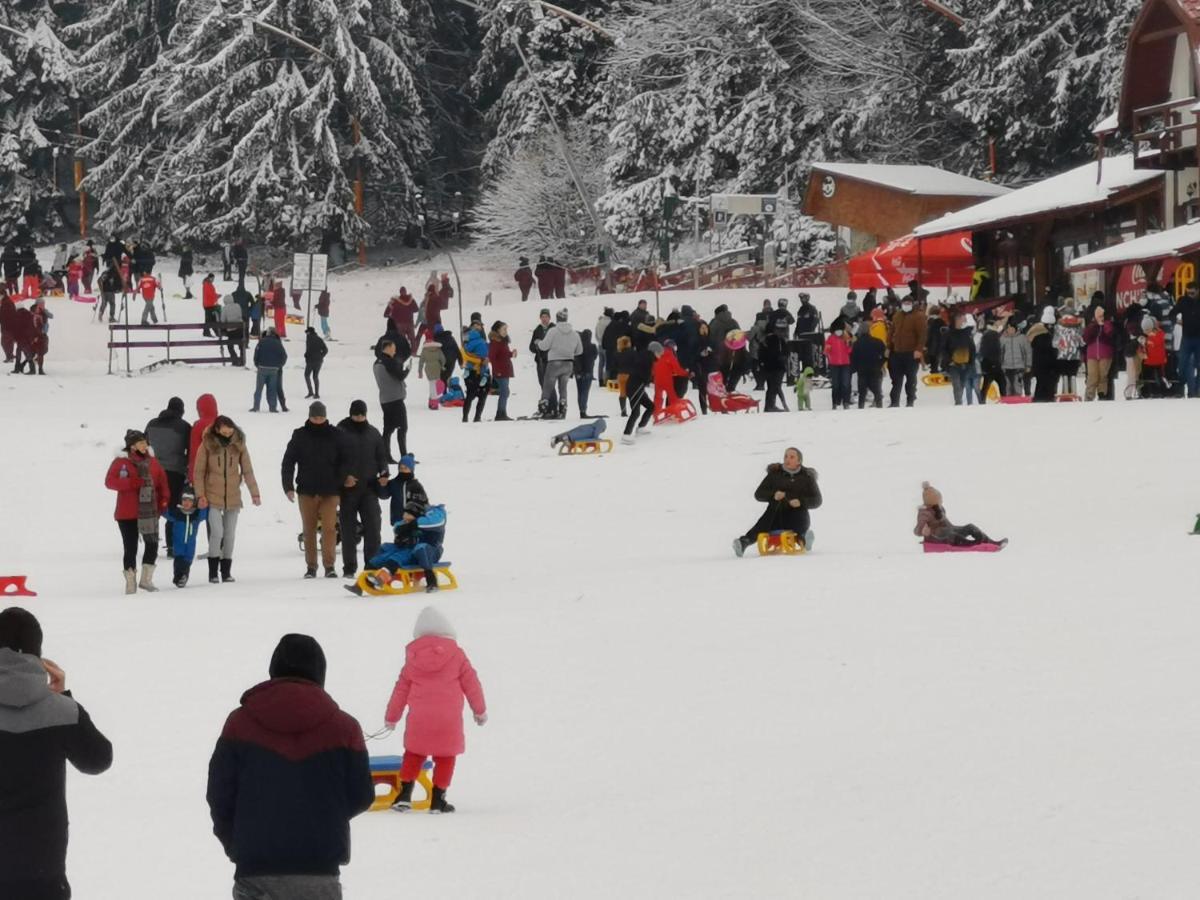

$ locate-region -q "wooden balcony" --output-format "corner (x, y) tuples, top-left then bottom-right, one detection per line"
(1133, 96), (1199, 170)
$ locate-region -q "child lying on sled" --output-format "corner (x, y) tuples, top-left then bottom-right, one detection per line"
(348, 505), (447, 595)
(550, 418), (606, 450)
(915, 482), (1007, 549)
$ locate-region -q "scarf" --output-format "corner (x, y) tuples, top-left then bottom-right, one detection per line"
(134, 454), (158, 536)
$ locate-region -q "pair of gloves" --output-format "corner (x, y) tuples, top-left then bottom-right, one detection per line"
(379, 712), (487, 736)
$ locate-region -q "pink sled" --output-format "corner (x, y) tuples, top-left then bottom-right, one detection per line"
(923, 541), (1004, 554)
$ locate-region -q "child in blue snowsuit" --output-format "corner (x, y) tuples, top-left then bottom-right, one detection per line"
(347, 506), (447, 595)
(167, 486), (208, 588)
(440, 377), (465, 404)
(550, 418), (606, 449)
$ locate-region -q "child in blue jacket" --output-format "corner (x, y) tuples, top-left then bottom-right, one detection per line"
(167, 486), (208, 587)
(346, 506), (447, 596)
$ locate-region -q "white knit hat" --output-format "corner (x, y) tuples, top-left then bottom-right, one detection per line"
(413, 606), (456, 640)
(1041, 306), (1056, 325)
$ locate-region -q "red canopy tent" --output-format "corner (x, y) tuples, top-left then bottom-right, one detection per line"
(847, 231), (975, 289)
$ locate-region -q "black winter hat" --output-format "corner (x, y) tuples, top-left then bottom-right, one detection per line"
(167, 396), (185, 415)
(269, 634), (327, 687)
(349, 399), (368, 417)
(124, 429), (147, 449)
(0, 607), (43, 657)
(470, 311), (482, 324)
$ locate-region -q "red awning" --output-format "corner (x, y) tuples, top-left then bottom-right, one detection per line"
(847, 231), (975, 289)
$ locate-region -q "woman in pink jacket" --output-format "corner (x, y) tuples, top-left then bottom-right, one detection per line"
(383, 607), (487, 813)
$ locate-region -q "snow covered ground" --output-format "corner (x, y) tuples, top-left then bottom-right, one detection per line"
(3, 249), (1199, 899)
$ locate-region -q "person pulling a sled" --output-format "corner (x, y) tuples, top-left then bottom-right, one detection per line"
(915, 482), (1006, 549)
(733, 447), (821, 557)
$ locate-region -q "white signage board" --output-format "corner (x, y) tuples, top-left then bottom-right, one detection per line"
(292, 253), (328, 291)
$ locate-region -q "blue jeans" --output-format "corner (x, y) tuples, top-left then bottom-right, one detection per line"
(319, 316), (331, 338)
(496, 377), (510, 416)
(947, 364), (977, 405)
(253, 367), (279, 411)
(1179, 336), (1200, 397)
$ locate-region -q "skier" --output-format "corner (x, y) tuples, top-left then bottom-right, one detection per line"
(106, 429), (171, 593)
(379, 606), (487, 813)
(193, 414), (260, 585)
(914, 482), (1006, 549)
(166, 486), (207, 587)
(732, 447), (821, 557)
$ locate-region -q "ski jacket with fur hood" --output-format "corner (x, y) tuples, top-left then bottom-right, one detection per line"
(753, 463), (822, 510)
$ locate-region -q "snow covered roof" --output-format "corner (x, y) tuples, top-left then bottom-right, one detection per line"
(810, 163), (1010, 198)
(1068, 221), (1200, 271)
(913, 155), (1163, 238)
(1093, 111), (1119, 135)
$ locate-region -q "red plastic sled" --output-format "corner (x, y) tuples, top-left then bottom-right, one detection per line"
(922, 542), (1004, 554)
(653, 399), (697, 425)
(998, 395), (1032, 405)
(0, 575), (37, 597)
(707, 373), (758, 413)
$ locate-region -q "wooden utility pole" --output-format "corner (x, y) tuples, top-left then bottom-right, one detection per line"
(920, 0), (965, 27)
(352, 116), (365, 264)
(75, 107), (87, 238)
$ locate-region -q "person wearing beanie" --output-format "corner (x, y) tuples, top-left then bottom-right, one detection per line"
(145, 396), (192, 557)
(381, 607), (487, 814)
(250, 325), (288, 412)
(707, 304), (739, 349)
(165, 485), (208, 587)
(620, 341), (661, 443)
(0, 608), (113, 899)
(207, 634), (373, 895)
(914, 482), (1006, 549)
(193, 414), (260, 585)
(336, 400), (388, 578)
(487, 321), (516, 420)
(536, 307), (582, 419)
(732, 447), (822, 556)
(282, 402), (350, 578)
(1026, 307), (1059, 403)
(303, 326), (328, 400)
(105, 429), (170, 593)
(376, 453), (430, 541)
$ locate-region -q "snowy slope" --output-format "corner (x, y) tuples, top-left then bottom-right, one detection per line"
(2, 251), (1198, 899)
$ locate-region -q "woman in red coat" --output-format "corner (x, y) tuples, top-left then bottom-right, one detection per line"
(105, 429), (170, 594)
(487, 321), (516, 421)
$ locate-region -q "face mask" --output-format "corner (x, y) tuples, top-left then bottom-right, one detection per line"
(901, 303), (913, 313)
(833, 330), (843, 337)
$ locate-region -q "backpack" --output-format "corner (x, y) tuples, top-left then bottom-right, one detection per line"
(951, 346), (970, 365)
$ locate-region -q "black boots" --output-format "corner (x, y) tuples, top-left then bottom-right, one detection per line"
(424, 569), (438, 593)
(208, 558), (220, 584)
(391, 780), (414, 811)
(430, 786), (455, 814)
(220, 559), (234, 583)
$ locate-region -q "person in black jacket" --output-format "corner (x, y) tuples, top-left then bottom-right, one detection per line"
(601, 310), (632, 382)
(0, 608), (113, 900)
(336, 401), (387, 578)
(178, 246), (194, 299)
(529, 308), (552, 388)
(733, 448), (822, 556)
(232, 238), (249, 282)
(621, 342), (661, 442)
(102, 235), (125, 269)
(760, 331), (789, 412)
(851, 322), (885, 408)
(303, 327), (328, 399)
(207, 634), (373, 899)
(377, 454), (428, 529)
(979, 320), (1004, 401)
(145, 396), (192, 555)
(282, 402), (349, 578)
(252, 328), (288, 413)
(1172, 281), (1200, 396)
(575, 329), (598, 418)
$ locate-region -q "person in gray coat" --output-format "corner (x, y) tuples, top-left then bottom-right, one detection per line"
(374, 339), (408, 462)
(537, 309), (583, 418)
(1000, 321), (1032, 396)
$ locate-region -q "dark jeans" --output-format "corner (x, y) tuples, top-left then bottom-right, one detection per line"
(225, 328), (245, 366)
(3, 878), (70, 900)
(692, 371), (709, 414)
(163, 470), (185, 552)
(931, 524), (994, 546)
(304, 360), (322, 397)
(340, 489), (381, 574)
(856, 367), (882, 408)
(118, 519), (158, 570)
(623, 385), (654, 435)
(829, 365), (852, 408)
(253, 368), (279, 411)
(980, 359), (1004, 401)
(888, 351), (919, 406)
(203, 306), (219, 336)
(742, 503), (810, 542)
(463, 371), (488, 422)
(1179, 336), (1200, 397)
(764, 371), (787, 411)
(495, 377), (510, 417)
(576, 374), (593, 415)
(381, 398), (407, 459)
(233, 875), (342, 900)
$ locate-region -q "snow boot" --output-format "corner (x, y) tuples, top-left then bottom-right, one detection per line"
(732, 536), (751, 558)
(429, 786), (455, 814)
(220, 559), (235, 583)
(138, 564), (158, 592)
(803, 530), (814, 552)
(174, 572), (189, 588)
(123, 569), (137, 595)
(304, 568), (317, 579)
(390, 781), (414, 812)
(620, 432), (636, 445)
(208, 558), (220, 584)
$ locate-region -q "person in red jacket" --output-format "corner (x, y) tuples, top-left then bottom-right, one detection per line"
(271, 278), (287, 338)
(421, 283), (442, 330)
(437, 273), (453, 319)
(385, 288), (418, 347)
(201, 273), (220, 336)
(138, 272), (159, 325)
(10, 306), (35, 375)
(66, 256), (82, 300)
(824, 326), (853, 410)
(652, 340), (689, 412)
(0, 292), (14, 363)
(81, 242), (98, 293)
(1142, 314), (1168, 397)
(189, 393), (219, 482)
(105, 429), (170, 594)
(487, 320), (516, 420)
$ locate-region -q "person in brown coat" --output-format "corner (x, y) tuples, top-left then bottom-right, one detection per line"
(888, 298), (928, 407)
(193, 415), (261, 584)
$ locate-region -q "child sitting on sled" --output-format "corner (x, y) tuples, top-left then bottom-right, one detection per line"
(550, 418), (606, 449)
(347, 505), (447, 595)
(915, 482), (1006, 548)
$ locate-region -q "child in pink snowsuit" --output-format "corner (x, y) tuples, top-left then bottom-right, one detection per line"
(384, 606), (486, 813)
